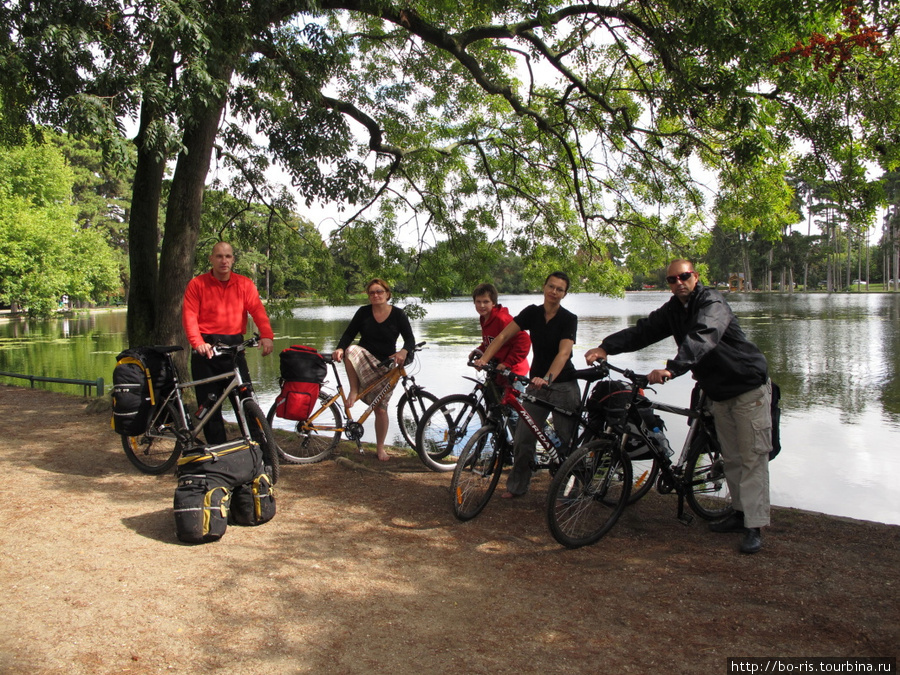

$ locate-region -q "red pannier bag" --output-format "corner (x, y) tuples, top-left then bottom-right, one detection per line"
(274, 346), (327, 421)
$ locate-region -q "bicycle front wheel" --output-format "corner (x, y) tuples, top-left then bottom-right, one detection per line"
(243, 399), (280, 484)
(684, 433), (733, 520)
(627, 451), (660, 504)
(267, 393), (342, 464)
(396, 389), (439, 448)
(415, 394), (486, 472)
(546, 439), (631, 549)
(121, 403), (183, 474)
(450, 424), (505, 521)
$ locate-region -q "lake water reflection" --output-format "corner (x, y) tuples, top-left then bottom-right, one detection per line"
(1, 291), (898, 525)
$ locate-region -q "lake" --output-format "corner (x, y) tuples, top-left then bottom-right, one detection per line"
(1, 290), (898, 525)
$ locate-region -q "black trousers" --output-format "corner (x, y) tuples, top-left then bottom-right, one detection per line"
(191, 334), (251, 446)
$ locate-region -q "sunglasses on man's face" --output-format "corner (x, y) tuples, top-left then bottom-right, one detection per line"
(666, 271), (695, 284)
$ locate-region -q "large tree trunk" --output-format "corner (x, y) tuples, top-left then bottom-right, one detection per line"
(126, 100), (166, 346)
(155, 92), (231, 349)
(125, 41), (177, 346)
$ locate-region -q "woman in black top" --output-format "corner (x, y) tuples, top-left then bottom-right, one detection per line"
(332, 278), (416, 461)
(475, 271), (579, 497)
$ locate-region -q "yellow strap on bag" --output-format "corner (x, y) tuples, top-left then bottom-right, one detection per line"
(176, 442), (252, 467)
(116, 355), (156, 405)
(252, 473), (274, 519)
(202, 486), (230, 535)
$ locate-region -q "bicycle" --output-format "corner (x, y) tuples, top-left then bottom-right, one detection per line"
(546, 361), (731, 548)
(413, 359), (500, 472)
(266, 342), (437, 464)
(121, 336), (279, 479)
(450, 362), (630, 532)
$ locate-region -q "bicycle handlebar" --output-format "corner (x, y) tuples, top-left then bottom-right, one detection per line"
(468, 360), (534, 388)
(203, 333), (261, 357)
(601, 360), (650, 390)
(376, 341), (426, 369)
(471, 360), (610, 389)
(318, 341), (425, 367)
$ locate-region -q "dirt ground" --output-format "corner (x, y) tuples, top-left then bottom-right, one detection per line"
(0, 384), (897, 675)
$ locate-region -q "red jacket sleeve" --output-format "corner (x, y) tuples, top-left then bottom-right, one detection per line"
(502, 331), (531, 372)
(243, 281), (275, 341)
(182, 276), (205, 349)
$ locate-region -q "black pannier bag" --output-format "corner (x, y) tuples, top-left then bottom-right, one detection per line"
(110, 347), (174, 436)
(587, 380), (655, 460)
(173, 439), (265, 543)
(173, 477), (231, 544)
(230, 470), (277, 526)
(690, 382), (782, 461)
(769, 381), (782, 461)
(273, 345), (327, 422)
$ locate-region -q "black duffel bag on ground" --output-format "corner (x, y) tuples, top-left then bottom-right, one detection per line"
(173, 439), (272, 543)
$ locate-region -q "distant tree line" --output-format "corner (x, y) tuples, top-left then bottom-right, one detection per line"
(1, 122), (898, 318)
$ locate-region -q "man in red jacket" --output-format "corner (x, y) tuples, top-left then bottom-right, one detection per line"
(470, 283), (531, 377)
(182, 241), (275, 446)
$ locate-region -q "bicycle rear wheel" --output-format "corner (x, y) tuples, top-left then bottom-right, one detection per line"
(267, 393), (342, 464)
(415, 394), (486, 472)
(121, 402), (183, 474)
(243, 399), (280, 484)
(450, 424), (505, 521)
(396, 389), (439, 448)
(546, 439), (631, 549)
(684, 433), (733, 520)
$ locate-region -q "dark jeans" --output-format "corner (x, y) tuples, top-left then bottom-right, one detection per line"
(191, 334), (250, 446)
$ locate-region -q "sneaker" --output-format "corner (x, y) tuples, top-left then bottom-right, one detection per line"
(709, 511), (746, 533)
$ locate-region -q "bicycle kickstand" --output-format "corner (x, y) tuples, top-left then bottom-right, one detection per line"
(676, 493), (694, 525)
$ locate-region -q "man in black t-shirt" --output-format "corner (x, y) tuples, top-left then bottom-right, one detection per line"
(476, 272), (579, 498)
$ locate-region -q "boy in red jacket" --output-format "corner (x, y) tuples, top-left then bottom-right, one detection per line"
(470, 283), (531, 377)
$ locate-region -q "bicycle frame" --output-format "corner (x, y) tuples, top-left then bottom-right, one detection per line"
(450, 363), (611, 523)
(600, 361), (723, 523)
(614, 395), (703, 464)
(303, 342), (425, 447)
(149, 343), (259, 451)
(485, 364), (608, 467)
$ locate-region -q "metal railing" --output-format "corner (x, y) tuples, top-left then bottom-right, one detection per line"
(0, 371), (104, 397)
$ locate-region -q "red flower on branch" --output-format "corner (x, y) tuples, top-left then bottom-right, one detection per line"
(772, 2), (887, 80)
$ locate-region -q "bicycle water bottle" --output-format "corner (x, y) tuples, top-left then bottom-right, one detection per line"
(542, 423), (563, 450)
(538, 423), (562, 464)
(650, 425), (674, 457)
(195, 393), (217, 420)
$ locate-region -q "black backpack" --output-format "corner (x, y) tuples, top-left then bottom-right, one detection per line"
(110, 347), (174, 436)
(586, 380), (658, 460)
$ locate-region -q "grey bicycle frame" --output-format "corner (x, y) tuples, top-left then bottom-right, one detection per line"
(154, 346), (259, 451)
(623, 395), (707, 467)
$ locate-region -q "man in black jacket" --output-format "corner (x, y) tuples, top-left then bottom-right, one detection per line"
(585, 259), (772, 554)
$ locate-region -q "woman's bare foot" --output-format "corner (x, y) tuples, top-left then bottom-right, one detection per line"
(376, 449), (390, 462)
